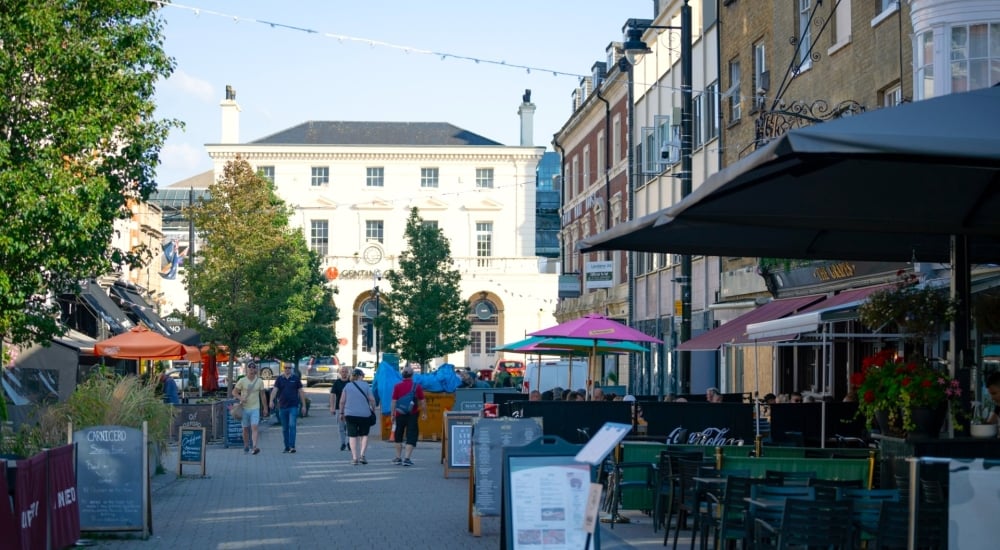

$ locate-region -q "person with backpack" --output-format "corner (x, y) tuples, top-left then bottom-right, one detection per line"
(390, 364), (426, 466)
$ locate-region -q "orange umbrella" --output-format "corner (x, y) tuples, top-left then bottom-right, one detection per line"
(94, 325), (192, 374)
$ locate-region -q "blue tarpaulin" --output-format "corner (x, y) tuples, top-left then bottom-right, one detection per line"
(372, 361), (461, 414)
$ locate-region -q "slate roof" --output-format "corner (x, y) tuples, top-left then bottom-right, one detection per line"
(250, 121), (504, 146)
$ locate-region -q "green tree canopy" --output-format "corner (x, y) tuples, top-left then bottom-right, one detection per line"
(0, 0), (175, 345)
(379, 208), (470, 370)
(185, 158), (328, 392)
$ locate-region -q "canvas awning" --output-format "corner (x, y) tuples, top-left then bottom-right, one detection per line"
(745, 283), (895, 340)
(677, 294), (825, 351)
(110, 284), (171, 335)
(78, 280), (134, 335)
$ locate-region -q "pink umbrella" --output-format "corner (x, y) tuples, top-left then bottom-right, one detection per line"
(529, 315), (662, 391)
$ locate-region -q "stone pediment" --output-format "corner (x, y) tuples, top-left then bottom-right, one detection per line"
(315, 195), (340, 208)
(412, 197), (449, 211)
(354, 197), (395, 210)
(463, 198), (504, 211)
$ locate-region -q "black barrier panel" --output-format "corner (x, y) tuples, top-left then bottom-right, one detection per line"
(640, 402), (754, 443)
(505, 401), (632, 444)
(769, 402), (866, 446)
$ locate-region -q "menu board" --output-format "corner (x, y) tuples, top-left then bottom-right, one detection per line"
(472, 417), (543, 517)
(178, 426), (207, 477)
(507, 456), (593, 549)
(73, 425), (146, 531)
(444, 412), (478, 473)
(224, 399), (244, 448)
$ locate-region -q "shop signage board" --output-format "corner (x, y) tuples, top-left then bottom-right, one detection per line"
(178, 426), (207, 477)
(443, 411), (477, 477)
(73, 423), (149, 536)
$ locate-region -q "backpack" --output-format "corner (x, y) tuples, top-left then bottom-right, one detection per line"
(394, 383), (418, 415)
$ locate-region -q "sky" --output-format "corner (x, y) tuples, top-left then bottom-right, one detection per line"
(153, 0), (653, 187)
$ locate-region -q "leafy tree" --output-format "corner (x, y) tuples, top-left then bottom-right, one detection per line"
(379, 208), (470, 371)
(0, 1), (175, 348)
(264, 246), (340, 370)
(185, 158), (321, 393)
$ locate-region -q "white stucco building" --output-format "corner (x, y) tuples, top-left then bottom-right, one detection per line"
(196, 90), (557, 370)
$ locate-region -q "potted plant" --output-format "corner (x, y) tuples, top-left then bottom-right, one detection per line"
(969, 401), (998, 438)
(852, 349), (963, 437)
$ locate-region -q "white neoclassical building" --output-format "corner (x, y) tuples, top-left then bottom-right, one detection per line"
(195, 89), (558, 370)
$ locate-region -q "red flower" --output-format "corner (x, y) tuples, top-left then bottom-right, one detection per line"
(850, 372), (865, 387)
(863, 390), (875, 403)
(921, 380), (933, 388)
(901, 377), (911, 387)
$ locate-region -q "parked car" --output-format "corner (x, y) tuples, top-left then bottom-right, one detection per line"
(165, 367), (201, 392)
(304, 356), (341, 387)
(255, 359), (283, 380)
(355, 360), (376, 381)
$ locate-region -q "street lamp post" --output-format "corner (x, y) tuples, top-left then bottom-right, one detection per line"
(623, 0), (693, 394)
(373, 269), (382, 366)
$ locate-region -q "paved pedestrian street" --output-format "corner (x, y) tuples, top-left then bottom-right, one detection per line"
(90, 388), (671, 549)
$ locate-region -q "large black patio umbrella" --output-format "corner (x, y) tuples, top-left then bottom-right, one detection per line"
(581, 84), (1000, 373)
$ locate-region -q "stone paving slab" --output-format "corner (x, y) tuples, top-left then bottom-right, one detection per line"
(84, 387), (686, 549)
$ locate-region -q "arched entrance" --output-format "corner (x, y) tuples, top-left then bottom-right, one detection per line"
(352, 292), (378, 366)
(467, 292), (502, 372)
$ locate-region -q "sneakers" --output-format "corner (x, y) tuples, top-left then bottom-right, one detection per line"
(283, 448), (290, 453)
(402, 458), (414, 467)
(244, 447), (250, 454)
(252, 448), (260, 455)
(359, 456), (368, 465)
(392, 457), (402, 465)
(289, 448), (296, 454)
(351, 459), (359, 466)
(340, 444), (347, 451)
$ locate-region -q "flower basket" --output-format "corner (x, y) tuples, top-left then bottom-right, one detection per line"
(852, 350), (962, 436)
(858, 271), (957, 340)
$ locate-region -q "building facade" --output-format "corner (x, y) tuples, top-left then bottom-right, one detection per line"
(202, 92), (557, 371)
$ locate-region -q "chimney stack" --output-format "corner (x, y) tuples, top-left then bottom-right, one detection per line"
(518, 89), (536, 147)
(220, 84), (241, 144)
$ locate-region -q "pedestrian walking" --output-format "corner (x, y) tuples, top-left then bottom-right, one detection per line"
(233, 362), (264, 454)
(390, 365), (426, 466)
(270, 364), (305, 453)
(329, 365), (351, 451)
(340, 368), (376, 465)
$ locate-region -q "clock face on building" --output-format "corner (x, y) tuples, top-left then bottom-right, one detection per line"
(363, 245), (383, 265)
(475, 301), (493, 320)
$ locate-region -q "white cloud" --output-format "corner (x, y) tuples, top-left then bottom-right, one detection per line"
(158, 142), (210, 185)
(165, 69), (215, 103)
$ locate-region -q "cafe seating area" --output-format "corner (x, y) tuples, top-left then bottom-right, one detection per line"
(605, 440), (923, 549)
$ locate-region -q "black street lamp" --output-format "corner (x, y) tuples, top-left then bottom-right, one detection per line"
(373, 269), (381, 366)
(623, 0), (693, 394)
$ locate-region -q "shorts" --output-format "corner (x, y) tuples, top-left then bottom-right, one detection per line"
(346, 415), (372, 437)
(241, 408), (260, 427)
(393, 413), (419, 446)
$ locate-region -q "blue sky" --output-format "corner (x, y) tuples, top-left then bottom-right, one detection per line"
(153, 0), (652, 186)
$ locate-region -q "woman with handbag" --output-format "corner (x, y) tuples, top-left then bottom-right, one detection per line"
(340, 368), (377, 465)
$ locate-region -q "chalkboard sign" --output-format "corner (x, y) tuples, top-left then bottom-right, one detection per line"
(444, 412), (477, 477)
(73, 424), (147, 533)
(472, 416), (543, 518)
(224, 399), (244, 448)
(178, 426), (206, 477)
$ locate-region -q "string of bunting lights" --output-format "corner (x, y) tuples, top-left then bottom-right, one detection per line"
(150, 0), (758, 105)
